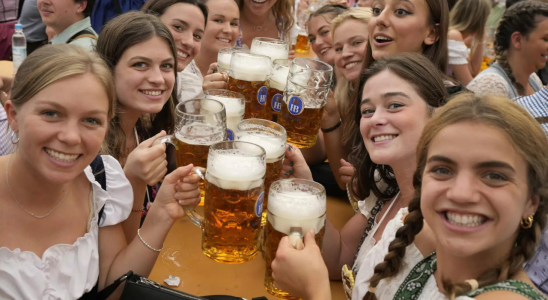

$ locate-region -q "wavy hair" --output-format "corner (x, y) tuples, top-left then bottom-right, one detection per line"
(235, 0), (295, 40)
(363, 93), (548, 300)
(449, 0), (491, 51)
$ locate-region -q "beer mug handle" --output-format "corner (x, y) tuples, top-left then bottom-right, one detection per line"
(155, 135), (206, 228)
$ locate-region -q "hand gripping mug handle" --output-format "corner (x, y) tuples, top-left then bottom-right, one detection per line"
(155, 135), (205, 227)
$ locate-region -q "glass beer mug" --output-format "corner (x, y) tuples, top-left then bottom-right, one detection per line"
(204, 89), (245, 141)
(158, 99), (226, 205)
(266, 59), (291, 122)
(186, 141), (267, 264)
(227, 52), (271, 119)
(235, 119), (286, 225)
(217, 46), (249, 74)
(250, 37), (289, 63)
(264, 179), (326, 299)
(277, 58), (333, 148)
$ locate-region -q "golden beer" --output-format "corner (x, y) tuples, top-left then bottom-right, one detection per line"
(263, 179), (327, 299)
(277, 100), (325, 148)
(235, 119), (286, 225)
(228, 76), (268, 119)
(295, 34), (310, 54)
(227, 52), (271, 119)
(196, 141), (267, 264)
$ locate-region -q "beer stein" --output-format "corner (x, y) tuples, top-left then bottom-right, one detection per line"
(227, 52), (271, 119)
(277, 58), (333, 148)
(187, 141), (267, 264)
(235, 119), (286, 225)
(250, 37), (289, 63)
(265, 59), (291, 122)
(217, 46), (249, 74)
(264, 179), (326, 299)
(158, 99), (226, 205)
(204, 89), (245, 141)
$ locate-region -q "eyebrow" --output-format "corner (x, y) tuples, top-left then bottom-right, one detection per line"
(35, 100), (108, 115)
(130, 56), (175, 64)
(360, 92), (411, 106)
(427, 155), (516, 172)
(212, 14), (239, 21)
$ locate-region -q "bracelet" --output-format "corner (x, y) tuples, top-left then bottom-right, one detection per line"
(137, 229), (164, 252)
(132, 207), (145, 213)
(321, 119), (342, 133)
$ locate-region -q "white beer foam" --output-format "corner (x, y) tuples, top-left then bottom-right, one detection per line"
(230, 53), (271, 82)
(175, 125), (225, 145)
(236, 131), (285, 163)
(205, 95), (245, 116)
(218, 52), (231, 71)
(267, 190), (326, 234)
(250, 47), (289, 63)
(269, 66), (290, 91)
(206, 149), (266, 190)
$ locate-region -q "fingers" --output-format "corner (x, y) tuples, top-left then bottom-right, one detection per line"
(164, 164), (194, 185)
(303, 230), (317, 248)
(182, 173), (201, 184)
(340, 158), (352, 167)
(140, 130), (167, 148)
(207, 62), (218, 75)
(203, 73), (228, 91)
(146, 159), (168, 185)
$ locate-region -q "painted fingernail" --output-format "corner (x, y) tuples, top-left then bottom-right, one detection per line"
(289, 161), (294, 166)
(285, 172), (290, 177)
(289, 169), (294, 173)
(288, 145), (292, 151)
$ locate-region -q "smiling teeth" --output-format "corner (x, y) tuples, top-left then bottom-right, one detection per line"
(375, 36), (392, 42)
(45, 148), (79, 163)
(218, 38), (230, 43)
(345, 62), (358, 69)
(373, 135), (396, 142)
(177, 51), (188, 58)
(446, 212), (486, 227)
(141, 90), (162, 96)
(320, 48), (330, 55)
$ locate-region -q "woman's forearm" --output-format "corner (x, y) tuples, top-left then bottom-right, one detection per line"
(469, 42), (484, 77)
(121, 171), (148, 242)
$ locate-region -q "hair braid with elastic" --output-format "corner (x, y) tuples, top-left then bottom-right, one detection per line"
(493, 1), (548, 96)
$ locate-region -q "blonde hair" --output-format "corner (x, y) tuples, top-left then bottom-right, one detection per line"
(449, 0), (491, 50)
(235, 0), (295, 40)
(10, 44), (116, 121)
(331, 7), (372, 147)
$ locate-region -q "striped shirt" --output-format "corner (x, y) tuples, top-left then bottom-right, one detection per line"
(516, 87), (548, 296)
(0, 106), (16, 156)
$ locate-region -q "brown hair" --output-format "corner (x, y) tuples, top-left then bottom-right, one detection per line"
(141, 0), (208, 26)
(449, 0), (491, 51)
(307, 4), (349, 23)
(331, 7), (373, 147)
(96, 11), (177, 161)
(235, 0), (295, 40)
(364, 0), (450, 73)
(494, 1), (548, 96)
(363, 93), (548, 300)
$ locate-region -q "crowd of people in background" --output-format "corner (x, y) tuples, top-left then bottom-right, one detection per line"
(0, 0), (548, 299)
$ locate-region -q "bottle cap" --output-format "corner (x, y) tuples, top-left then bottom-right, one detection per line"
(15, 23), (22, 29)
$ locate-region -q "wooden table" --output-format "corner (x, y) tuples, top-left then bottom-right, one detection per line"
(149, 196), (354, 300)
(0, 61), (13, 78)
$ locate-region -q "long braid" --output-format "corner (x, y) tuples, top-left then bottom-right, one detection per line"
(494, 1), (548, 96)
(363, 189), (424, 300)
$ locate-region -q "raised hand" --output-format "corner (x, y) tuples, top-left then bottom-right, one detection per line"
(124, 131), (168, 186)
(203, 63), (228, 91)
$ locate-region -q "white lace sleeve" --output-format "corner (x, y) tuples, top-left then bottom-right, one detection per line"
(467, 73), (510, 97)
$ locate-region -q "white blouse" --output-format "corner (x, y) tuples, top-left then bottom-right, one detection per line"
(0, 155), (133, 300)
(448, 40), (469, 65)
(177, 60), (204, 102)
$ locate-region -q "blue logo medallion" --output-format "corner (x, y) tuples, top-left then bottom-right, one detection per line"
(288, 96), (304, 116)
(255, 191), (265, 217)
(226, 129), (234, 141)
(272, 94), (283, 112)
(257, 86), (268, 105)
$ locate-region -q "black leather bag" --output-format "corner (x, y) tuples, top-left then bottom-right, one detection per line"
(97, 271), (264, 300)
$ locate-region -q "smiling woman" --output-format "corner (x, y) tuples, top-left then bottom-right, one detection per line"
(96, 12), (194, 242)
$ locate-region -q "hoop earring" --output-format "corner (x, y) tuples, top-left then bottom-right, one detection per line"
(520, 215), (534, 229)
(10, 131), (19, 145)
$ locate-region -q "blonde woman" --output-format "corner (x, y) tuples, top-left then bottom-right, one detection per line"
(0, 44), (200, 298)
(447, 0), (491, 86)
(234, 0), (294, 49)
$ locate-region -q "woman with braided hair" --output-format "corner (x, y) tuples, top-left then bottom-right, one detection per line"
(271, 53), (449, 299)
(358, 93), (548, 300)
(467, 1), (548, 98)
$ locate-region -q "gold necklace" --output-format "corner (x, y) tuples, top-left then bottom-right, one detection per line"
(6, 155), (67, 219)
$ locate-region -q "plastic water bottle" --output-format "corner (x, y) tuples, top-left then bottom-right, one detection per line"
(12, 24), (27, 76)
